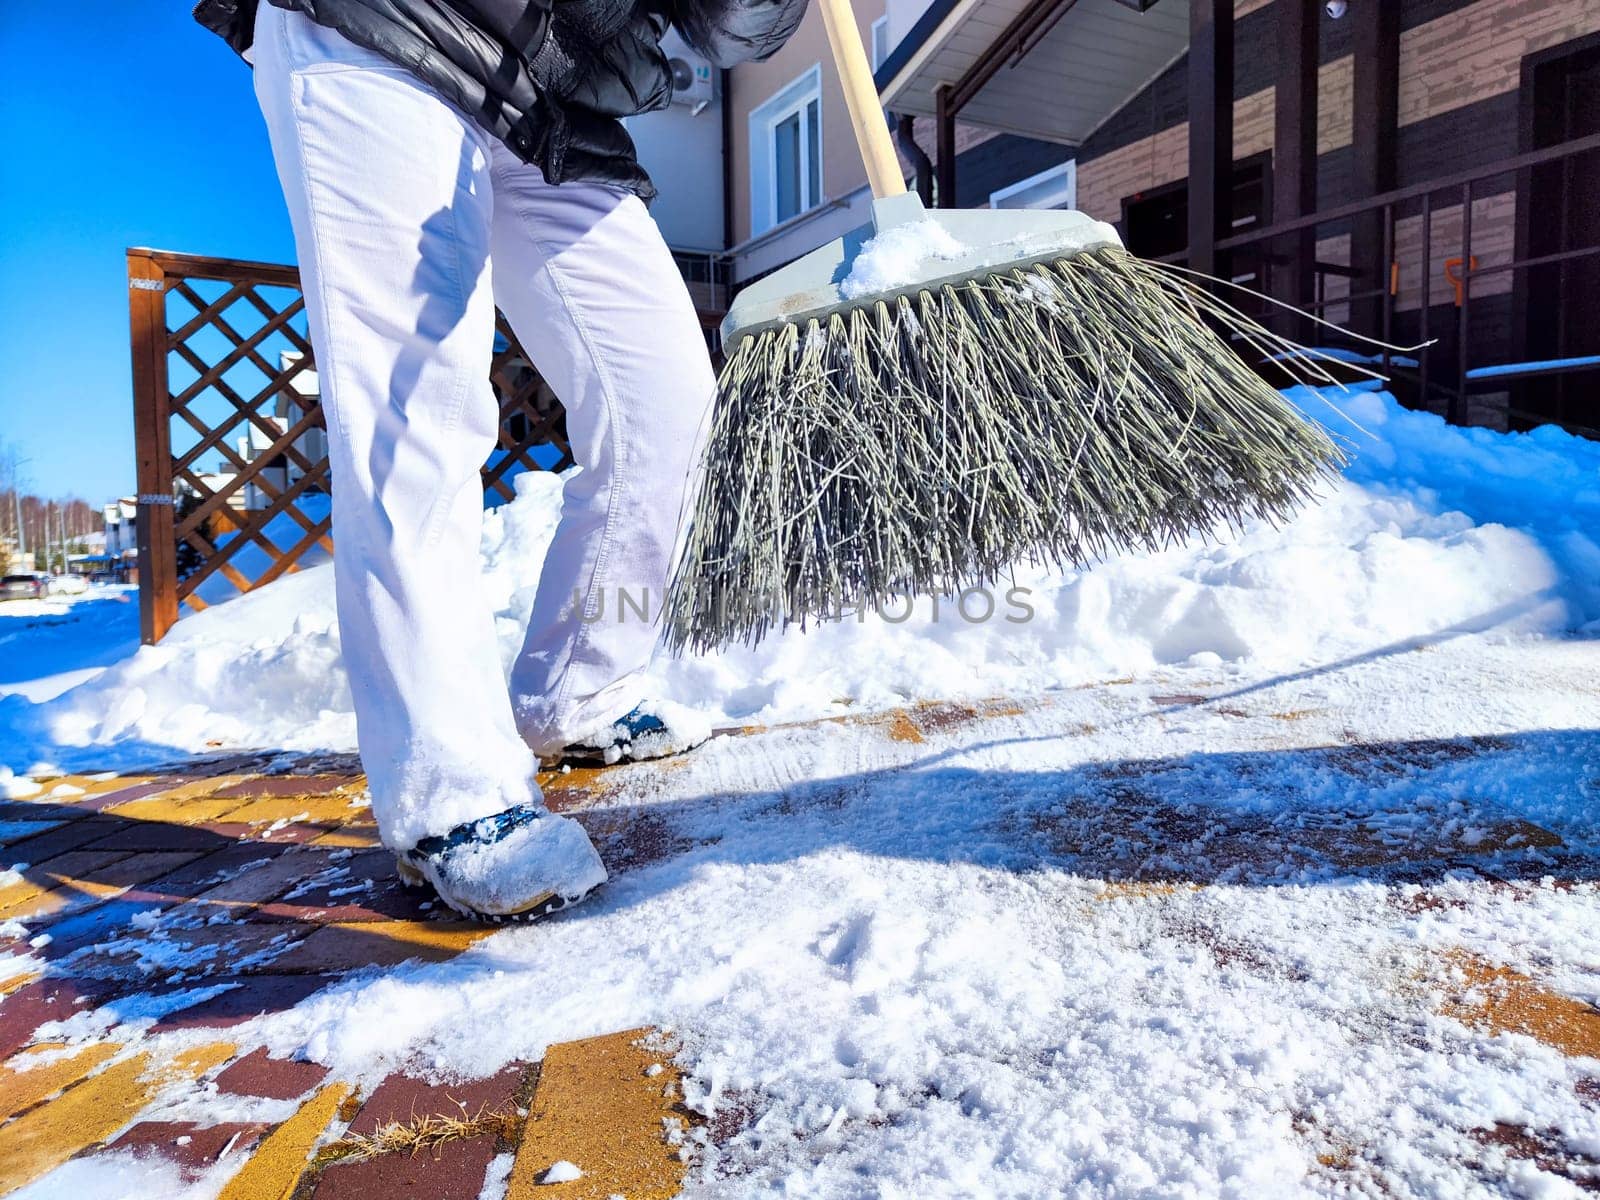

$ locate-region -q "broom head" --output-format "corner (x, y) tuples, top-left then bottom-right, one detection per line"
(667, 194), (1346, 654)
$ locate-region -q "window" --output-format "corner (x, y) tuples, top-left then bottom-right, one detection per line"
(989, 161), (1077, 211)
(750, 66), (822, 235)
(871, 16), (891, 70)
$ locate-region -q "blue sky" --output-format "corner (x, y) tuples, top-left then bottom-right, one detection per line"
(0, 5), (296, 503)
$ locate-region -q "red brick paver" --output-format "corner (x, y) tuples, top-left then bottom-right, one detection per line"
(215, 1047), (332, 1100)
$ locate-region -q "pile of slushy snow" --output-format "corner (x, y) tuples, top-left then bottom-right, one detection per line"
(3, 384), (1597, 774)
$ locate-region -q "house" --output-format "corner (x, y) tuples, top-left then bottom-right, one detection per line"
(619, 38), (735, 335)
(3, 546), (35, 576)
(236, 350), (331, 512)
(630, 0), (1081, 295)
(100, 498), (139, 582)
(877, 0), (1600, 433)
(634, 0), (1599, 434)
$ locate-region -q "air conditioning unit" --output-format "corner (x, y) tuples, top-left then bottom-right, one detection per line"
(661, 30), (716, 110)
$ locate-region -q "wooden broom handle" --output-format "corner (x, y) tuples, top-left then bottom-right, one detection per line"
(817, 0), (907, 200)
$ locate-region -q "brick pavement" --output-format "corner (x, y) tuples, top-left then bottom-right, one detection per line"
(0, 754), (689, 1199)
(2, 704), (1599, 1195)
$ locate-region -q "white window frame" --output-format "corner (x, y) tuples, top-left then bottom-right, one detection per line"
(870, 16), (891, 69)
(989, 160), (1077, 211)
(749, 65), (823, 236)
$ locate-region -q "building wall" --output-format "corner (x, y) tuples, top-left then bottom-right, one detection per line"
(626, 103), (726, 251)
(1079, 0), (1600, 218)
(726, 0), (889, 249)
(1071, 0), (1600, 366)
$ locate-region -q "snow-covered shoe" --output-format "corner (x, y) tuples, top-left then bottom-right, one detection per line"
(560, 700), (714, 766)
(396, 803), (607, 921)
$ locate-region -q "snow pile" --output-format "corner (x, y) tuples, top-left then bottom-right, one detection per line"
(6, 390), (1600, 1197)
(3, 386), (1597, 773)
(1, 767), (43, 799)
(538, 1161), (583, 1184)
(0, 585), (140, 703)
(839, 219), (967, 299)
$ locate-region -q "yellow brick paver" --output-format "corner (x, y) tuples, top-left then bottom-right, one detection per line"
(102, 794), (251, 824)
(0, 855), (134, 922)
(308, 824), (382, 848)
(0, 1042), (119, 1124)
(224, 794), (369, 828)
(1443, 953), (1600, 1059)
(0, 1042), (234, 1193)
(269, 919), (495, 972)
(881, 710), (925, 744)
(26, 775), (157, 800)
(508, 1028), (685, 1200)
(119, 776), (256, 805)
(217, 1081), (352, 1200)
(0, 970), (39, 998)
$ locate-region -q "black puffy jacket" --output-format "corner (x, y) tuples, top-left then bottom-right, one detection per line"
(196, 0), (805, 200)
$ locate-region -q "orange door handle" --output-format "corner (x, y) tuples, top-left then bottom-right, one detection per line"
(1444, 256), (1478, 307)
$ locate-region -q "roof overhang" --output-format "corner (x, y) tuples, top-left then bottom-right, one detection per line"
(876, 0), (1191, 146)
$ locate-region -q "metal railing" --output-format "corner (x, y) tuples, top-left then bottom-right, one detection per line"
(1175, 131), (1600, 430)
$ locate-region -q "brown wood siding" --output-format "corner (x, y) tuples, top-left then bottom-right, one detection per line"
(1072, 0), (1600, 367)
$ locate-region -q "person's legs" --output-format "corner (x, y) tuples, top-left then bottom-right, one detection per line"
(252, 5), (542, 850)
(486, 144), (717, 755)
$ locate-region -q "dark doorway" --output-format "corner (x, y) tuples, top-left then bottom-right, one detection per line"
(1121, 153), (1272, 291)
(1514, 34), (1600, 432)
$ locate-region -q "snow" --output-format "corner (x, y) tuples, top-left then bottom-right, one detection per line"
(5, 385), (1600, 1195)
(10, 1151), (233, 1200)
(1, 767), (43, 799)
(6, 385), (1598, 779)
(539, 1160), (583, 1184)
(0, 585), (141, 703)
(839, 220), (967, 300)
(408, 810), (608, 916)
(477, 1153), (514, 1200)
(568, 699), (714, 765)
(227, 635), (1600, 1196)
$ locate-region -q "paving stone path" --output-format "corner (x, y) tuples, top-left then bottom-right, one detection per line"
(0, 754), (686, 1199)
(1, 697), (1598, 1195)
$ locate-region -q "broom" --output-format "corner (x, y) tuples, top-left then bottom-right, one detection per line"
(663, 0), (1346, 654)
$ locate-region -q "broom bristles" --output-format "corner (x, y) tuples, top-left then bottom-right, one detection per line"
(663, 245), (1363, 654)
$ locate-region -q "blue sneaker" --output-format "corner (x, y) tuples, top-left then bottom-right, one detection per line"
(560, 700), (714, 767)
(396, 803), (607, 921)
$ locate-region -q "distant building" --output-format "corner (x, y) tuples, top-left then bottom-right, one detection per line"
(241, 350), (331, 511)
(99, 498), (139, 582)
(621, 34), (733, 338)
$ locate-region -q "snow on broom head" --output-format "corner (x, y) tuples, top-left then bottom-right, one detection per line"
(664, 242), (1356, 655)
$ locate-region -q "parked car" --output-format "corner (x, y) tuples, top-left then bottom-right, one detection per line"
(1, 574), (47, 601)
(47, 573), (89, 596)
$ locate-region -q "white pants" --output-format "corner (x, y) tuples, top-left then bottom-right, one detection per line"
(253, 5), (715, 849)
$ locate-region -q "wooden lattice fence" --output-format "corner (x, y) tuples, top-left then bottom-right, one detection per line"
(126, 247), (574, 644)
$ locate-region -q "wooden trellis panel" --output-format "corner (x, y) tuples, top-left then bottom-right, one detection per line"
(127, 247), (575, 644)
